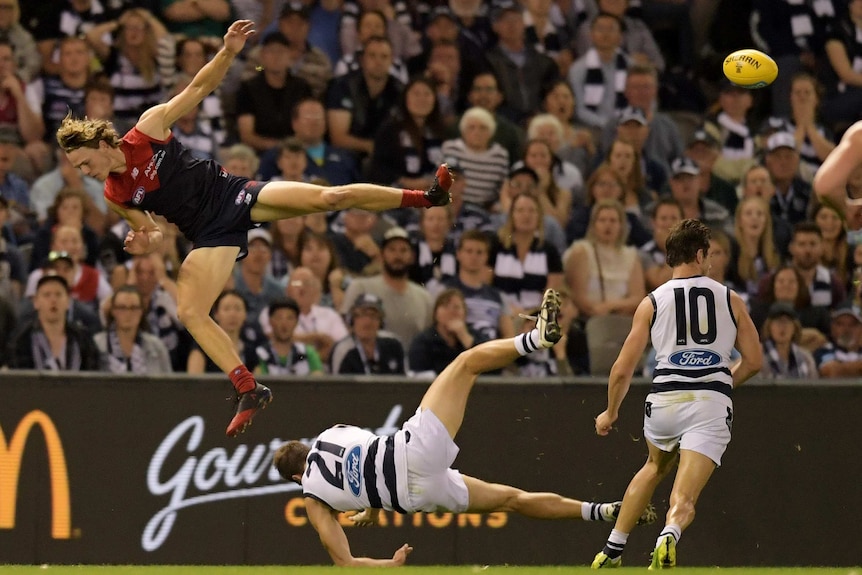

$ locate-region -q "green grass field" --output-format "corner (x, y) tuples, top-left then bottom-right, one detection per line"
(0, 567), (858, 575)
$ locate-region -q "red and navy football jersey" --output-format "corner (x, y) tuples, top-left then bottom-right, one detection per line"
(104, 128), (227, 242)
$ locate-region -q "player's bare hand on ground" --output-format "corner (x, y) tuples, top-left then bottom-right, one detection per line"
(348, 508), (379, 526)
(595, 410), (617, 436)
(124, 211), (159, 254)
(223, 20), (255, 55)
(391, 543), (413, 565)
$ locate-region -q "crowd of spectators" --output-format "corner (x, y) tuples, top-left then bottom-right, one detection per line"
(3, 0), (862, 382)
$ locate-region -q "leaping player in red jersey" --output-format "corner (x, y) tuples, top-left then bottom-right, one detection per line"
(56, 20), (454, 437)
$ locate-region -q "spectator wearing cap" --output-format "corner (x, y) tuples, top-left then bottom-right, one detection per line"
(764, 131), (812, 227)
(567, 12), (629, 130)
(762, 72), (835, 185)
(339, 0), (420, 63)
(259, 265), (349, 365)
(449, 72), (525, 166)
(25, 224), (112, 315)
(760, 302), (819, 380)
(679, 128), (738, 216)
(272, 2), (333, 98)
(441, 106), (510, 211)
(340, 226), (433, 348)
(7, 274), (99, 370)
(326, 35), (404, 159)
(494, 164), (567, 255)
(408, 287), (488, 376)
(254, 296), (324, 375)
(485, 1), (559, 125)
(599, 63), (683, 172)
(573, 0), (665, 73)
(367, 77), (447, 193)
(236, 32), (314, 153)
(651, 156), (733, 236)
(333, 10), (409, 84)
(188, 289), (263, 374)
(700, 80), (757, 185)
(814, 302), (862, 377)
(231, 229), (284, 321)
(330, 292), (405, 374)
(609, 105), (667, 199)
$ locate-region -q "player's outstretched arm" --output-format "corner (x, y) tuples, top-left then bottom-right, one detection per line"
(137, 20), (255, 139)
(306, 498), (412, 566)
(729, 290), (762, 388)
(813, 122), (862, 215)
(595, 297), (652, 436)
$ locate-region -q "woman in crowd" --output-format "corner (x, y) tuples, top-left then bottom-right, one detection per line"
(759, 303), (818, 380)
(813, 201), (852, 289)
(368, 77), (447, 190)
(564, 199), (644, 319)
(764, 72), (835, 185)
(95, 285), (173, 374)
(751, 265), (830, 350)
(492, 193), (563, 315)
(539, 79), (595, 176)
(30, 188), (101, 271)
(187, 290), (260, 374)
(297, 229), (347, 310)
(565, 164), (651, 247)
(269, 217), (306, 286)
(408, 288), (485, 376)
(526, 111), (588, 200)
(516, 139), (573, 227)
(730, 196), (780, 300)
(441, 106), (510, 212)
(603, 138), (652, 215)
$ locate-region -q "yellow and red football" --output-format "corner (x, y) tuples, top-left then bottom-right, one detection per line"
(723, 49), (779, 89)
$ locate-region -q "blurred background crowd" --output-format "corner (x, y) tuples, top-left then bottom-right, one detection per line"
(2, 0), (862, 382)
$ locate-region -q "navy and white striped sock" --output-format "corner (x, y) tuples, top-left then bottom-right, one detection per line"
(514, 329), (541, 356)
(602, 529), (629, 559)
(657, 524), (681, 547)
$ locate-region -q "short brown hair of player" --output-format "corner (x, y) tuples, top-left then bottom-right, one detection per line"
(273, 441), (311, 483)
(56, 111), (122, 152)
(665, 219), (711, 268)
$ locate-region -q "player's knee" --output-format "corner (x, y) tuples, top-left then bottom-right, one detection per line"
(177, 302), (205, 330)
(320, 186), (353, 210)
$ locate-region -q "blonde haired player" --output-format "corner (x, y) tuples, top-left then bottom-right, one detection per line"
(56, 20), (454, 437)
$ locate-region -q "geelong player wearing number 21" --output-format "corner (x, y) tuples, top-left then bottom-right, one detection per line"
(590, 219), (762, 570)
(274, 289), (656, 566)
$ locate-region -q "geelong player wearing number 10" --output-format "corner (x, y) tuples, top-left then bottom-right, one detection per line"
(274, 290), (656, 566)
(591, 219), (762, 570)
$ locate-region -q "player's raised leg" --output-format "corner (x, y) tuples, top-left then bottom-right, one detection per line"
(176, 245), (272, 436)
(250, 164), (454, 221)
(419, 289), (562, 439)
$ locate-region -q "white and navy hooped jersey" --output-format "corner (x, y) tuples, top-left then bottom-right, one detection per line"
(649, 276), (737, 396)
(302, 424), (409, 513)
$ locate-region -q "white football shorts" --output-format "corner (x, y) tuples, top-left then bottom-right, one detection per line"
(643, 389), (734, 466)
(402, 407), (469, 513)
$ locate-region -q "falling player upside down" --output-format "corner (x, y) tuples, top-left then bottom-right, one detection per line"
(56, 19), (455, 437)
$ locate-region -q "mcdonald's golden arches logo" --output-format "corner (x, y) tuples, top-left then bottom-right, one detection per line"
(0, 410), (72, 538)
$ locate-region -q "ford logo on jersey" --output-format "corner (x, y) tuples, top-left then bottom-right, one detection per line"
(345, 445), (362, 496)
(669, 349), (721, 367)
